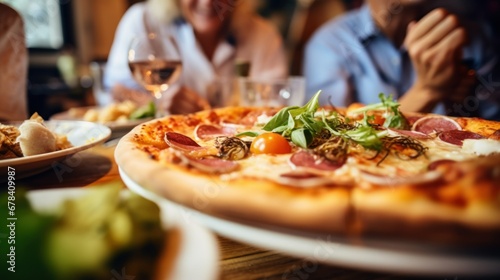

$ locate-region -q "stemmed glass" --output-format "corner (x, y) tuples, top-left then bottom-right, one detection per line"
(127, 32), (182, 117)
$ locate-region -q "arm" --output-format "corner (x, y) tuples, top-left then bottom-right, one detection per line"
(400, 8), (472, 113)
(104, 4), (209, 114)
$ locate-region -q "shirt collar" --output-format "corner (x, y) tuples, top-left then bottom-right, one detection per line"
(357, 4), (409, 53)
(355, 4), (381, 44)
(178, 21), (235, 68)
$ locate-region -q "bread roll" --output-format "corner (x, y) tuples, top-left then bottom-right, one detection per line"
(16, 120), (57, 156)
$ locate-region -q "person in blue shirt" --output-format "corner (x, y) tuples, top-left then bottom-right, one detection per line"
(304, 0), (500, 120)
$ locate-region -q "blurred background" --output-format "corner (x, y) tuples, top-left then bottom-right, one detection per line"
(1, 0), (363, 118)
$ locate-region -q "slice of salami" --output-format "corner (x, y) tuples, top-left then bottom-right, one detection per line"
(289, 151), (344, 171)
(165, 132), (202, 151)
(438, 130), (485, 146)
(194, 124), (236, 140)
(489, 129), (500, 141)
(411, 116), (462, 134)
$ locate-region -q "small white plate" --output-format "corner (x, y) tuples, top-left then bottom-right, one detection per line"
(0, 120), (111, 179)
(119, 167), (500, 278)
(26, 187), (220, 280)
(51, 107), (152, 138)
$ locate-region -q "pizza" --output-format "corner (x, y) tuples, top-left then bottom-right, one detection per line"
(115, 92), (500, 247)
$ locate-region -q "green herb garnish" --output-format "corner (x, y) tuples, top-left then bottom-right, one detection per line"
(242, 92), (411, 154)
(262, 91), (324, 148)
(348, 93), (409, 129)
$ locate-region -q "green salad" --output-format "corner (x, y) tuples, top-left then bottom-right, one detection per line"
(0, 182), (165, 280)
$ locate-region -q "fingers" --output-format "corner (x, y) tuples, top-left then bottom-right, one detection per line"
(111, 84), (152, 106)
(406, 10), (466, 63)
(169, 87), (211, 114)
(432, 27), (467, 58)
(414, 14), (461, 53)
(405, 7), (469, 93)
(404, 8), (448, 46)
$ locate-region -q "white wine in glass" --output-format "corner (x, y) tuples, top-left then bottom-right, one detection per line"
(128, 33), (182, 117)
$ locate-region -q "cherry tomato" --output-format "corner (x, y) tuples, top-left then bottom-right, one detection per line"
(368, 113), (386, 126)
(250, 133), (292, 155)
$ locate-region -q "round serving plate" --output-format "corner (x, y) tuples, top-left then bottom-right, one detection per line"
(119, 167), (500, 277)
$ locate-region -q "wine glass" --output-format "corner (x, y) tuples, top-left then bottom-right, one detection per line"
(127, 32), (182, 117)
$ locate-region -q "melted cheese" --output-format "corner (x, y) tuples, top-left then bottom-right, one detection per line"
(423, 139), (476, 161)
(462, 139), (500, 156)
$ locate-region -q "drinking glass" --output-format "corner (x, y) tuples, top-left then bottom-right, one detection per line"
(127, 32), (182, 117)
(238, 76), (306, 107)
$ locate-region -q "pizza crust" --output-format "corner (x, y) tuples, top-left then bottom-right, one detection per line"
(352, 154), (500, 246)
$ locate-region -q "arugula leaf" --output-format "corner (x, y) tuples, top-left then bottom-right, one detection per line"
(260, 91), (323, 148)
(262, 106), (299, 131)
(257, 91), (401, 150)
(291, 128), (313, 149)
(272, 125), (288, 133)
(347, 93), (408, 129)
(236, 131), (260, 137)
(345, 123), (387, 151)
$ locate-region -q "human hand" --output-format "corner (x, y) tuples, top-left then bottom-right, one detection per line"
(168, 86), (211, 115)
(404, 8), (468, 97)
(111, 84), (153, 106)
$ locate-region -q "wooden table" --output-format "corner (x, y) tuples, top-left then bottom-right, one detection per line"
(18, 144), (445, 280)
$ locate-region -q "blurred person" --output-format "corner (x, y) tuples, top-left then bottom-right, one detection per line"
(105, 0), (288, 114)
(304, 0), (500, 120)
(0, 3), (28, 121)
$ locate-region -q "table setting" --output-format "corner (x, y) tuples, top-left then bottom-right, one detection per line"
(3, 29), (499, 280)
(3, 75), (500, 280)
(4, 0), (500, 277)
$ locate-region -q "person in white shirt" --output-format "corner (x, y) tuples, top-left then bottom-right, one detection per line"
(104, 0), (288, 114)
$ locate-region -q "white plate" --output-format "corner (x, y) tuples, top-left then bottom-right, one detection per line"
(26, 187), (220, 280)
(0, 120), (111, 179)
(119, 167), (500, 277)
(51, 107), (152, 138)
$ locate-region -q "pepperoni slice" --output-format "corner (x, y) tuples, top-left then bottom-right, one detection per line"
(489, 129), (500, 141)
(438, 130), (485, 146)
(165, 132), (202, 151)
(289, 151), (344, 171)
(411, 116), (461, 134)
(194, 124), (236, 140)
